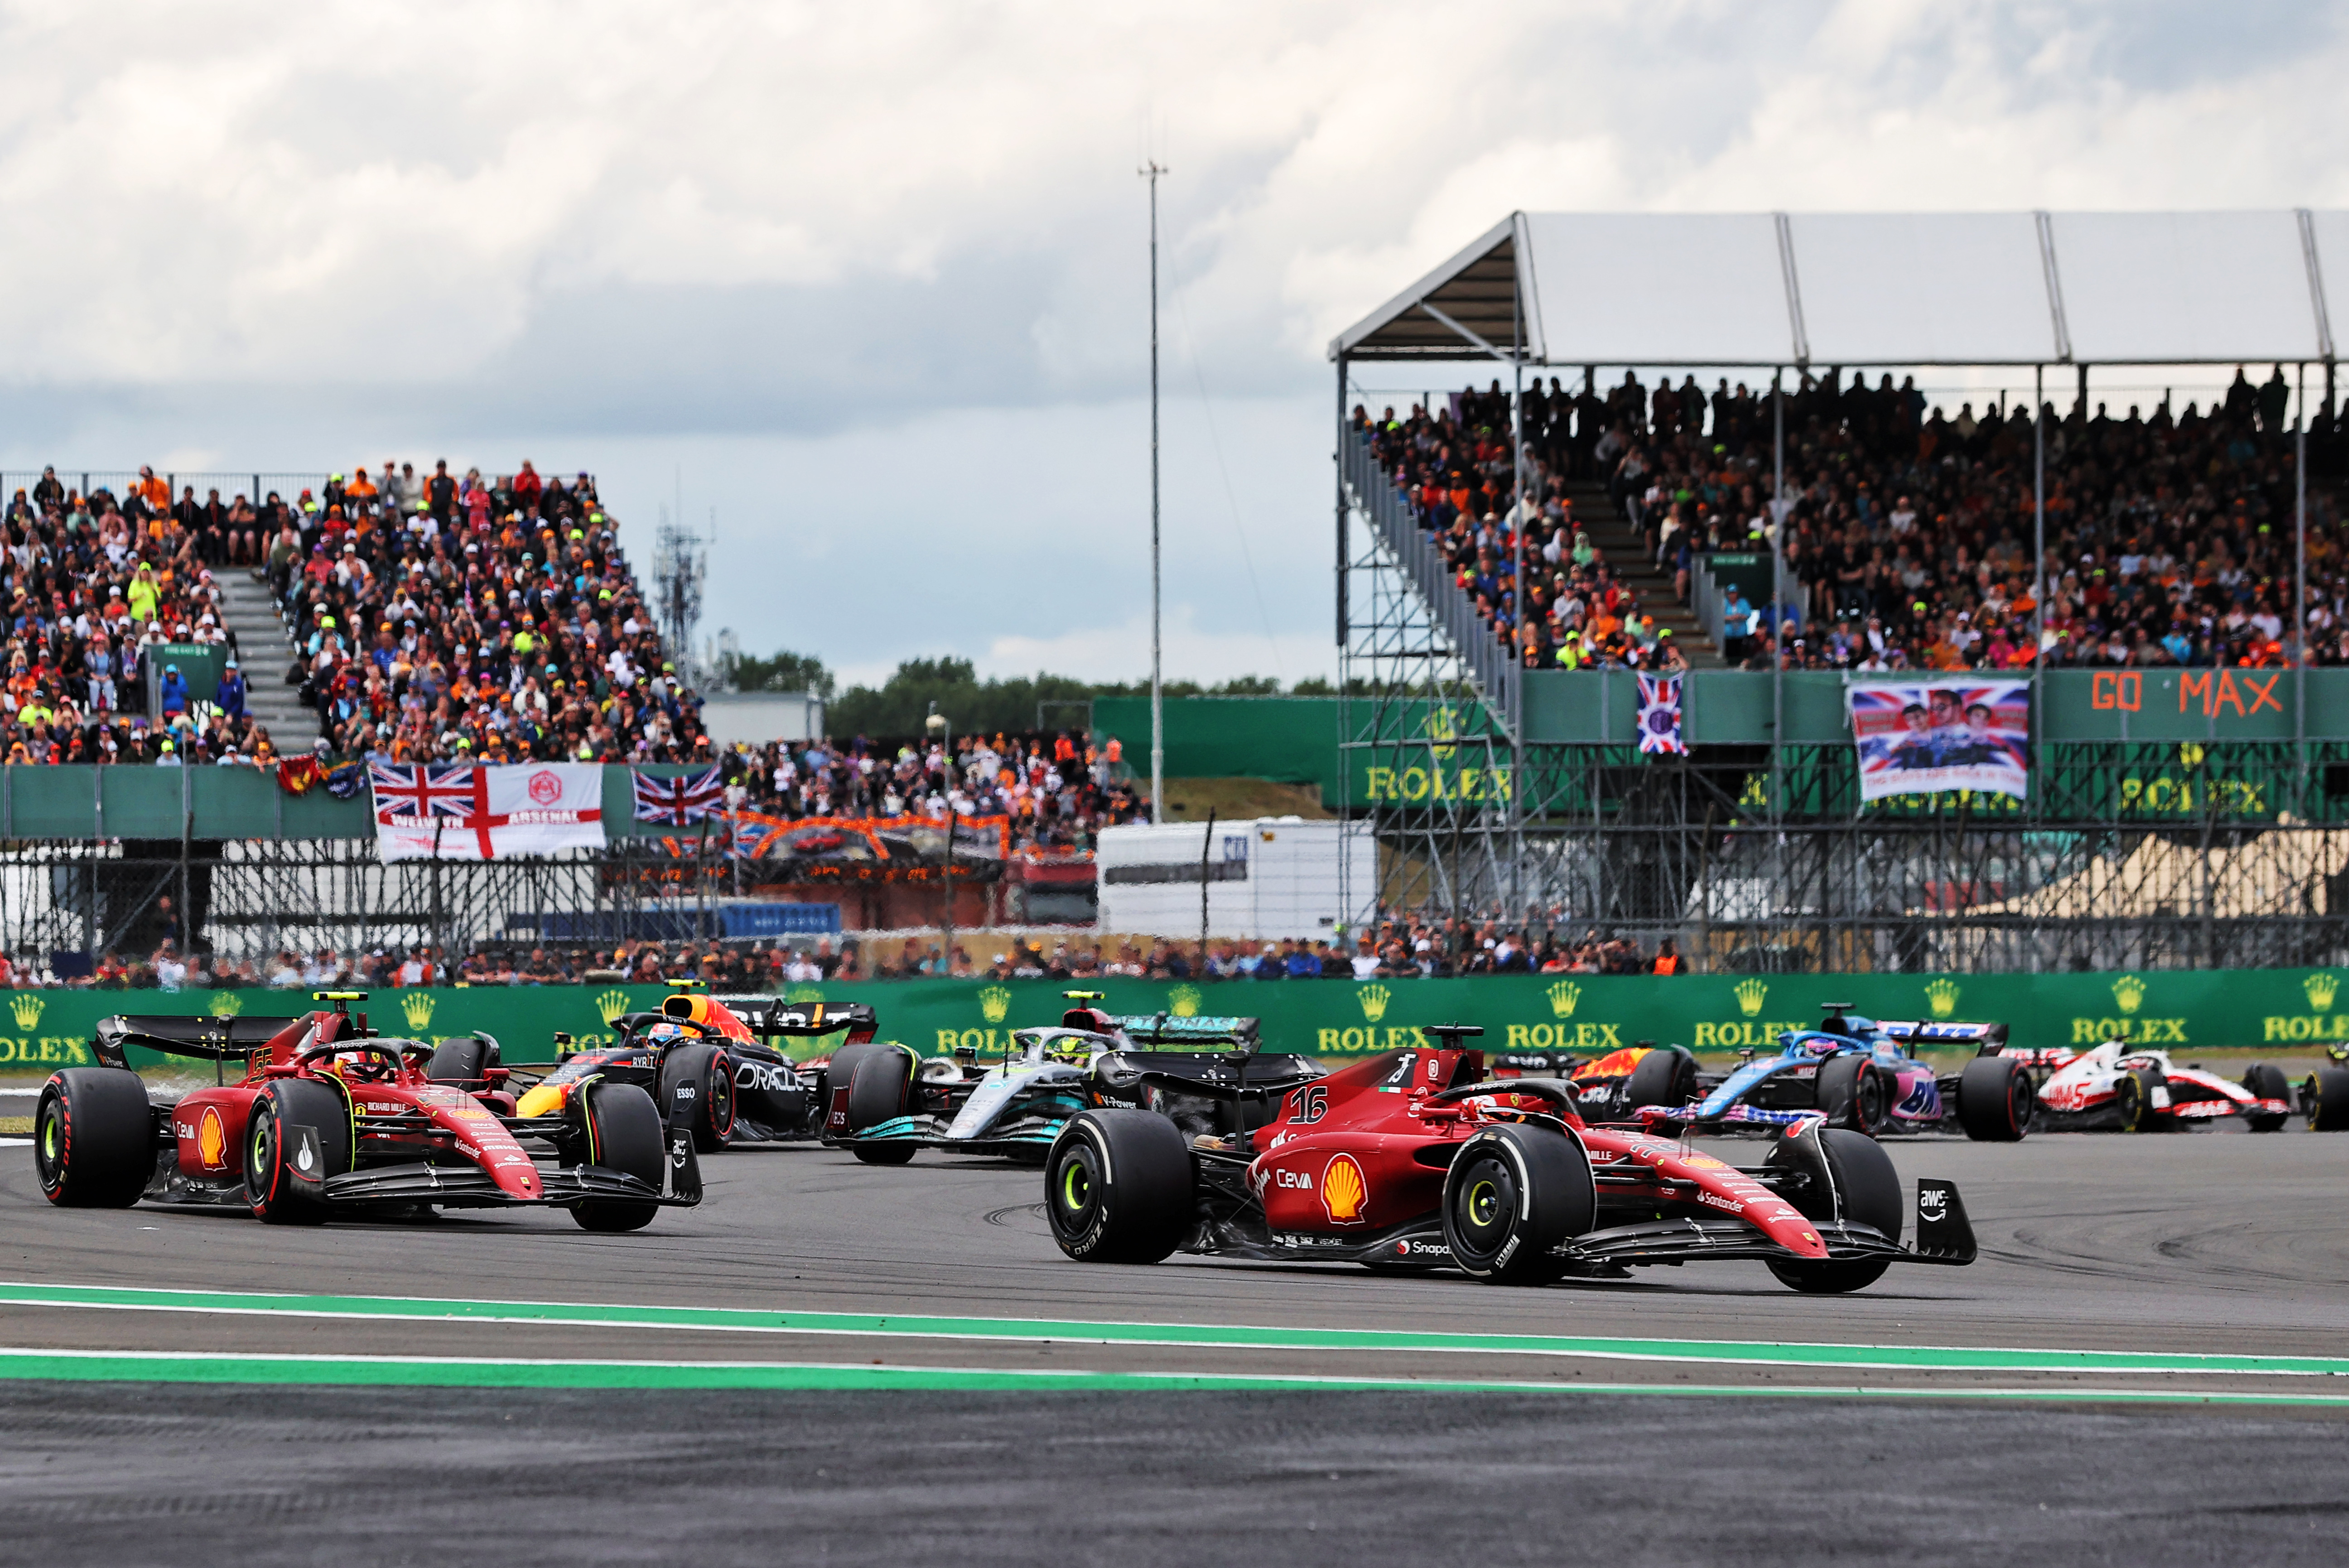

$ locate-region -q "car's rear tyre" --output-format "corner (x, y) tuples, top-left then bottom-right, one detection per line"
(424, 1034), (499, 1089)
(2114, 1068), (2166, 1132)
(2305, 1066), (2349, 1131)
(34, 1069), (153, 1208)
(1622, 1047), (1699, 1110)
(572, 1082), (665, 1232)
(845, 1046), (915, 1131)
(2241, 1062), (2290, 1133)
(659, 1043), (737, 1153)
(1046, 1109), (1193, 1264)
(1817, 1055), (1889, 1135)
(246, 1079), (353, 1225)
(1765, 1127), (1901, 1293)
(1956, 1056), (2031, 1142)
(1441, 1123), (1593, 1285)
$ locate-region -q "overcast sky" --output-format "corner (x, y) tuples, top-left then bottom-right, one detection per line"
(0, 1), (2339, 687)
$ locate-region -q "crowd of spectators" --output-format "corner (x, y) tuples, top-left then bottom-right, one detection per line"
(711, 729), (1144, 847)
(270, 458), (715, 762)
(1356, 363), (2349, 672)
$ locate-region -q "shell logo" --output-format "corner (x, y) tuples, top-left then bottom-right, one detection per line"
(1321, 1153), (1369, 1225)
(197, 1106), (227, 1171)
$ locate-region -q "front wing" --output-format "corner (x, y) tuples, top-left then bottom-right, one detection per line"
(827, 1113), (1065, 1156)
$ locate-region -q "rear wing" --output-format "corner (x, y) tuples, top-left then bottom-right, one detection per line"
(1107, 1013), (1262, 1052)
(93, 1012), (304, 1068)
(1876, 1020), (2010, 1047)
(735, 998), (879, 1043)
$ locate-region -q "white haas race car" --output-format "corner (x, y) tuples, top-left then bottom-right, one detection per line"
(2029, 1037), (2292, 1132)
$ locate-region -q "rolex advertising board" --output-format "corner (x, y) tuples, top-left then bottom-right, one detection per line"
(0, 967), (2338, 1074)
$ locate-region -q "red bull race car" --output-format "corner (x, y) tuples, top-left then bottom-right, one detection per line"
(34, 993), (701, 1229)
(514, 989), (873, 1152)
(1047, 1023), (1977, 1294)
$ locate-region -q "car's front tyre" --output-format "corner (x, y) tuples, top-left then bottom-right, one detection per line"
(1045, 1110), (1192, 1264)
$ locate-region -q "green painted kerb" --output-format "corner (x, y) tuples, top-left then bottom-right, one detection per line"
(5, 1282), (2346, 1380)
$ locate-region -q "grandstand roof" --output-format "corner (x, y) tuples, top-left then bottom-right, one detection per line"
(1331, 210), (2346, 368)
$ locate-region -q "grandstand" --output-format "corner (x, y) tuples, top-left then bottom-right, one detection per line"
(1328, 210), (2349, 973)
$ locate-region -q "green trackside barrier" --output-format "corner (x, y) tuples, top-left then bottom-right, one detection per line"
(5, 967), (2341, 1073)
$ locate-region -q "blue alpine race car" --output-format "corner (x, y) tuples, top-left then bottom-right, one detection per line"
(1633, 1005), (2033, 1141)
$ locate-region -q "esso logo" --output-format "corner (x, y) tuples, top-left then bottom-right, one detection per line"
(527, 770), (563, 806)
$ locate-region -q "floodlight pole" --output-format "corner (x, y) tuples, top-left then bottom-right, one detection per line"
(1770, 368), (1784, 825)
(2298, 360), (2309, 786)
(2034, 363), (2046, 772)
(1142, 159), (1168, 827)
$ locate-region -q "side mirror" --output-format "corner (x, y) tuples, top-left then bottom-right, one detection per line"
(953, 1045), (976, 1065)
(1737, 1047), (1757, 1064)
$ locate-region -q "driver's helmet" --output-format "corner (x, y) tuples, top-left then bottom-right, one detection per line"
(639, 1021), (693, 1045)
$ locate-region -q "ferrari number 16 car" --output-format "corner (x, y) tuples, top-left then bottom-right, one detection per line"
(1047, 1024), (1976, 1294)
(34, 993), (702, 1229)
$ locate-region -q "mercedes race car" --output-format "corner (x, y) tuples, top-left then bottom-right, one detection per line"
(2033, 1037), (2291, 1132)
(1045, 1024), (1977, 1293)
(825, 995), (1319, 1165)
(515, 989), (873, 1152)
(35, 993), (701, 1229)
(1628, 1007), (2033, 1140)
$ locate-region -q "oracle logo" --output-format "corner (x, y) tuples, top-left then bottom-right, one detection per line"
(527, 770), (563, 806)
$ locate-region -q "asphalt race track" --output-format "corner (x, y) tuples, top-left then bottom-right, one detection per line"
(3, 1119), (2347, 1563)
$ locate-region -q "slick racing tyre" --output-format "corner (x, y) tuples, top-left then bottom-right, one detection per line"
(246, 1078), (353, 1225)
(2304, 1066), (2349, 1132)
(844, 1047), (919, 1163)
(2240, 1062), (2290, 1134)
(2113, 1068), (2166, 1132)
(1046, 1109), (1193, 1264)
(1622, 1046), (1699, 1111)
(1956, 1055), (2032, 1142)
(1441, 1123), (1594, 1286)
(571, 1082), (666, 1233)
(1816, 1055), (1889, 1135)
(659, 1042), (737, 1154)
(34, 1068), (153, 1208)
(424, 1034), (500, 1090)
(1765, 1128), (1901, 1294)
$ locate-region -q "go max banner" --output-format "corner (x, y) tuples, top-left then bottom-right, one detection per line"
(1850, 679), (2030, 801)
(1, 966), (2343, 1075)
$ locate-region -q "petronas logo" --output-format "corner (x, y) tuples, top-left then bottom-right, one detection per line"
(1546, 980), (1582, 1018)
(595, 989), (631, 1025)
(1356, 983), (1391, 1023)
(979, 985), (1013, 1024)
(400, 993), (435, 1032)
(1733, 978), (1768, 1018)
(1167, 984), (1201, 1018)
(1924, 979), (1961, 1020)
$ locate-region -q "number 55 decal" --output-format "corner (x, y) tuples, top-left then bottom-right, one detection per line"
(1293, 1086), (1328, 1124)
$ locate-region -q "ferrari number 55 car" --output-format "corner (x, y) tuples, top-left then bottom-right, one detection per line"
(35, 992), (701, 1229)
(1047, 1024), (1976, 1294)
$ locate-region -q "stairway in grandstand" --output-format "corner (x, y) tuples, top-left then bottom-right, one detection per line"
(214, 573), (319, 739)
(1558, 479), (1719, 666)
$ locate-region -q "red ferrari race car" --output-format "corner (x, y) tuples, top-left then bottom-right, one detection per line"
(34, 992), (702, 1230)
(1046, 1025), (1977, 1293)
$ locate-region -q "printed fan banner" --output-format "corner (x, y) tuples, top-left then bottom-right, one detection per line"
(369, 763), (607, 861)
(1850, 680), (2031, 801)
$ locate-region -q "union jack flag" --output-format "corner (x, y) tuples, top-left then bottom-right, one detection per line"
(1635, 674), (1685, 756)
(369, 762), (479, 819)
(632, 765), (726, 826)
